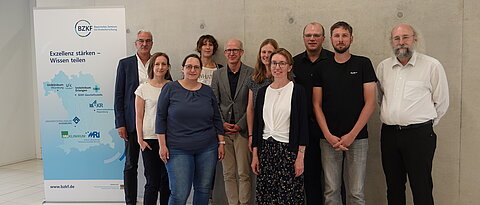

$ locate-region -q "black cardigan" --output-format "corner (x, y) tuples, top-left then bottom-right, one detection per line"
(252, 83), (309, 152)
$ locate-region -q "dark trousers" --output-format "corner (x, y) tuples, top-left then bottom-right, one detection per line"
(304, 120), (324, 205)
(142, 139), (170, 205)
(124, 131), (140, 205)
(381, 122), (436, 205)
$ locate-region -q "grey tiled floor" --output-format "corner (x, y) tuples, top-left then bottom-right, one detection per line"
(0, 159), (44, 205)
(0, 159), (144, 205)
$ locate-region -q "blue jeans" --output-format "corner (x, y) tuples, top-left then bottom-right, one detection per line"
(166, 144), (218, 205)
(320, 139), (368, 205)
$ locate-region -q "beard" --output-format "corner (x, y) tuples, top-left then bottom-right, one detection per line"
(394, 45), (414, 58)
(334, 43), (350, 54)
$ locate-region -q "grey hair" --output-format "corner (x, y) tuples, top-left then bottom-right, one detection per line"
(390, 25), (417, 42)
(224, 39), (243, 50)
(390, 24), (425, 53)
(137, 29), (153, 41)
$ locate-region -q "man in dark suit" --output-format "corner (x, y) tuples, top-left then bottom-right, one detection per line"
(114, 30), (153, 205)
(211, 39), (253, 205)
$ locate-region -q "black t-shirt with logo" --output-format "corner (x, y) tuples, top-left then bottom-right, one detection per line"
(312, 55), (377, 139)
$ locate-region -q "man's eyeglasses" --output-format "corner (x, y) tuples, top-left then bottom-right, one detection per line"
(136, 39), (153, 43)
(224, 49), (242, 54)
(184, 64), (201, 70)
(271, 62), (289, 68)
(392, 35), (414, 43)
(303, 34), (323, 38)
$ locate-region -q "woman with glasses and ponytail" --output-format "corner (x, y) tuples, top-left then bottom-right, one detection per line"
(251, 48), (309, 205)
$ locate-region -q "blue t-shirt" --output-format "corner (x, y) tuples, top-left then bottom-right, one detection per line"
(155, 81), (224, 150)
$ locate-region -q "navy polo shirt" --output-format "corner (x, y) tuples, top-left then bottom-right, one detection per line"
(293, 49), (334, 137)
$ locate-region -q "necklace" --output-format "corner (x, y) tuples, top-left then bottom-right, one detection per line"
(270, 81), (290, 96)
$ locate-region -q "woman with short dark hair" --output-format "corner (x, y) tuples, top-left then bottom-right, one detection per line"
(196, 35), (223, 86)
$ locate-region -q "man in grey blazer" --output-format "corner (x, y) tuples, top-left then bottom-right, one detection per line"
(211, 39), (253, 205)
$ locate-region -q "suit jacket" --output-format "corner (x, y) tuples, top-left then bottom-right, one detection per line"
(114, 55), (139, 133)
(211, 63), (253, 137)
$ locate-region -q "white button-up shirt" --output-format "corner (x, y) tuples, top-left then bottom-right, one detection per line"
(375, 51), (449, 126)
(136, 54), (149, 84)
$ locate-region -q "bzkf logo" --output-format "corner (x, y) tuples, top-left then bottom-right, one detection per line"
(75, 20), (92, 37)
(86, 131), (101, 138)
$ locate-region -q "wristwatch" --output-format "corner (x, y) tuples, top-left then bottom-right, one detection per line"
(299, 148), (305, 153)
(218, 141), (226, 145)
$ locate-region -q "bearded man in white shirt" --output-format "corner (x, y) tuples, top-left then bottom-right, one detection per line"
(375, 24), (449, 205)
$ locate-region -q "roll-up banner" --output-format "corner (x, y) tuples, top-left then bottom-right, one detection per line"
(33, 8), (126, 202)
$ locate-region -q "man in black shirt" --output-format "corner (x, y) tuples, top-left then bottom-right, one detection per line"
(312, 21), (376, 205)
(293, 22), (333, 205)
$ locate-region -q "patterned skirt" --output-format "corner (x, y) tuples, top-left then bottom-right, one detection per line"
(256, 137), (305, 205)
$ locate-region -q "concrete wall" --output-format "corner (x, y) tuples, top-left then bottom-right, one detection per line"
(27, 0), (480, 204)
(460, 0), (480, 204)
(0, 0), (37, 166)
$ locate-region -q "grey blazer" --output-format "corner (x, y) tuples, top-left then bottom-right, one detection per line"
(211, 63), (253, 137)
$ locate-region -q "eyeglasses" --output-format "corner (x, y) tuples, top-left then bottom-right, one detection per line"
(304, 33), (323, 38)
(184, 64), (201, 70)
(271, 62), (289, 68)
(392, 35), (414, 43)
(136, 39), (153, 43)
(224, 49), (242, 54)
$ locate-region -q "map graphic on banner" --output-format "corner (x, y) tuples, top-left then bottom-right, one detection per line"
(42, 71), (123, 179)
(34, 8), (126, 201)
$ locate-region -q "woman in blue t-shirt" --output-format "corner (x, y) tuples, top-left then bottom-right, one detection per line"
(155, 54), (225, 205)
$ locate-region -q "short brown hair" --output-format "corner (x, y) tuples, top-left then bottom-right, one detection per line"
(330, 21), (353, 36)
(196, 34), (219, 54)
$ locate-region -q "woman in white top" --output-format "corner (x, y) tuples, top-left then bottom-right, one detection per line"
(196, 34), (223, 86)
(135, 52), (171, 205)
(251, 48), (309, 205)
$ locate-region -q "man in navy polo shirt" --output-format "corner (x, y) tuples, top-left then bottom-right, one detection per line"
(312, 21), (377, 205)
(293, 22), (333, 205)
